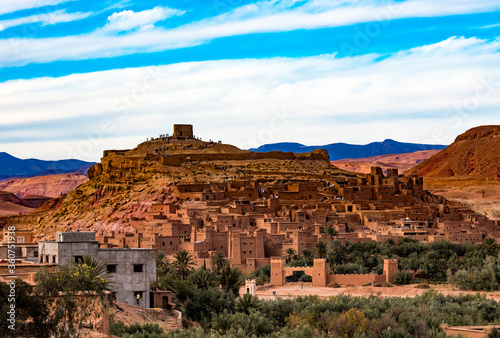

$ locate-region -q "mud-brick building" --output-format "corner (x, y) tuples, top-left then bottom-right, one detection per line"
(38, 231), (156, 308)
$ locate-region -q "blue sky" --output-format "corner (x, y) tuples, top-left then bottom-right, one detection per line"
(1, 0), (500, 161)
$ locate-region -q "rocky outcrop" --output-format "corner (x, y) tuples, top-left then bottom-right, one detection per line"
(407, 125), (500, 178)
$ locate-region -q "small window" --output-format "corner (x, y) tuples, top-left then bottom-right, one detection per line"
(162, 242), (165, 247)
(33, 251), (38, 258)
(133, 264), (144, 272)
(107, 264), (117, 273)
(74, 256), (83, 264)
(52, 256), (56, 264)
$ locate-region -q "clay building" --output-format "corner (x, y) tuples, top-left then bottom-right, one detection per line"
(173, 124), (193, 138)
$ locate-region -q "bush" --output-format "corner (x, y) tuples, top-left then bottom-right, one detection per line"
(327, 282), (341, 288)
(414, 283), (431, 289)
(393, 270), (412, 285)
(110, 311), (167, 337)
(184, 287), (235, 322)
(373, 282), (393, 287)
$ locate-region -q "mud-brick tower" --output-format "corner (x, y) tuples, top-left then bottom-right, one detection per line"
(270, 258), (285, 286)
(173, 124), (193, 138)
(384, 259), (398, 284)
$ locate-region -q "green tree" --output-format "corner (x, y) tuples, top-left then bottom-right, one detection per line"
(188, 267), (218, 290)
(283, 248), (298, 264)
(0, 279), (52, 337)
(314, 240), (327, 258)
(210, 251), (227, 275)
(35, 256), (110, 337)
(482, 238), (499, 256)
(323, 226), (338, 238)
(156, 252), (171, 279)
(236, 293), (261, 314)
(220, 265), (244, 296)
(173, 250), (195, 280)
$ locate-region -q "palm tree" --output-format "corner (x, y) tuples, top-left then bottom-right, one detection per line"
(173, 250), (195, 280)
(314, 240), (327, 258)
(210, 251), (227, 275)
(482, 238), (499, 256)
(220, 265), (243, 296)
(78, 255), (108, 280)
(283, 248), (298, 264)
(156, 252), (171, 279)
(323, 226), (338, 238)
(188, 267), (217, 289)
(302, 248), (314, 261)
(236, 293), (261, 314)
(327, 240), (347, 267)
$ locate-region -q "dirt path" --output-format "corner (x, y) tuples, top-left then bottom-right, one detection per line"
(252, 284), (500, 301)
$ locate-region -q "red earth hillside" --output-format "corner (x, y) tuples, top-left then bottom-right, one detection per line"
(406, 125), (500, 178)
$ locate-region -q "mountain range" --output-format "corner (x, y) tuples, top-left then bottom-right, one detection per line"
(249, 139), (448, 161)
(0, 152), (94, 181)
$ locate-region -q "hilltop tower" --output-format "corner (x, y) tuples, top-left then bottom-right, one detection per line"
(173, 124), (193, 138)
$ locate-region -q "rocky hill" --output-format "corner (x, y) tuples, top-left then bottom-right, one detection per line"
(0, 190), (52, 216)
(407, 126), (500, 178)
(0, 173), (89, 198)
(332, 150), (441, 175)
(0, 135), (353, 239)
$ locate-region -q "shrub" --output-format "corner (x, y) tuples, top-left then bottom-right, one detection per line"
(393, 270), (412, 285)
(327, 282), (341, 288)
(373, 282), (393, 287)
(414, 283), (431, 289)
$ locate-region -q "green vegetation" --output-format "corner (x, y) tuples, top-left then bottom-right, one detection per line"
(155, 250), (244, 306)
(110, 310), (167, 338)
(0, 255), (110, 337)
(165, 290), (500, 337)
(285, 237), (500, 291)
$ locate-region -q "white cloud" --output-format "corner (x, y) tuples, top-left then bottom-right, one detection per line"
(1, 37), (499, 161)
(104, 6), (186, 32)
(0, 10), (91, 31)
(1, 0), (500, 67)
(0, 0), (74, 16)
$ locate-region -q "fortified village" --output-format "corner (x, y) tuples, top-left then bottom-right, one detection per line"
(1, 124), (499, 307)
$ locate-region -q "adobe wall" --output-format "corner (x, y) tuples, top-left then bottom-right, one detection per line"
(271, 258), (397, 287)
(328, 274), (386, 285)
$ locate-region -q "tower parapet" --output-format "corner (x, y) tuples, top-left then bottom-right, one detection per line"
(173, 124), (193, 138)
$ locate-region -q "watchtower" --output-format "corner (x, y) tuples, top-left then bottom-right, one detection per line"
(384, 259), (398, 284)
(173, 124), (193, 138)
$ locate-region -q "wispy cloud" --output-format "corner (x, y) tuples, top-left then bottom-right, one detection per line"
(103, 6), (185, 32)
(1, 36), (499, 160)
(0, 0), (74, 16)
(0, 10), (92, 31)
(1, 0), (500, 67)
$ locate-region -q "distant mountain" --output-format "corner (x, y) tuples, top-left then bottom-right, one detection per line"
(249, 139), (448, 161)
(332, 150), (442, 175)
(407, 125), (500, 178)
(0, 152), (94, 181)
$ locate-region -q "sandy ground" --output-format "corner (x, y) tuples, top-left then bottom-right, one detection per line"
(251, 283), (500, 301)
(0, 201), (34, 216)
(424, 177), (500, 220)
